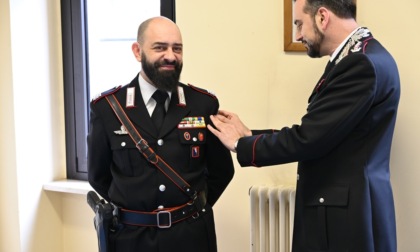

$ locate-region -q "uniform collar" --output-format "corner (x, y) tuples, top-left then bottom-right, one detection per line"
(330, 27), (361, 62)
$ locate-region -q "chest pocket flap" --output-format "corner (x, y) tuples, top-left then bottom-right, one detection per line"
(110, 135), (137, 150)
(304, 185), (349, 207)
(178, 129), (207, 144)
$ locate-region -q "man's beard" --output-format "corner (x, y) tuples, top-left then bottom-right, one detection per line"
(141, 52), (183, 91)
(305, 21), (324, 58)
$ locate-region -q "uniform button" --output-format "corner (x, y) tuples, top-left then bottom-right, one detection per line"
(121, 142), (126, 147)
(159, 184), (166, 192)
(193, 137), (197, 142)
(157, 139), (164, 146)
(319, 198), (325, 203)
(158, 205), (164, 209)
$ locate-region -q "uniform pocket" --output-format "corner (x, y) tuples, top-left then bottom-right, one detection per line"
(178, 128), (207, 144)
(110, 135), (145, 176)
(178, 129), (207, 171)
(303, 185), (349, 251)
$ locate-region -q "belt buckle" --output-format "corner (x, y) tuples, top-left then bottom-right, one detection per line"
(157, 211), (171, 228)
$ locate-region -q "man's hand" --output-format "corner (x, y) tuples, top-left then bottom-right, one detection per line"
(207, 110), (252, 152)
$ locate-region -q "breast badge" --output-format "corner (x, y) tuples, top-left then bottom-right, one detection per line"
(114, 125), (128, 135)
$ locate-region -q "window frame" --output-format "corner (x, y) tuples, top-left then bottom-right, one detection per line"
(61, 0), (176, 180)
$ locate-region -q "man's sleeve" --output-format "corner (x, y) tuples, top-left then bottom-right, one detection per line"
(87, 103), (113, 202)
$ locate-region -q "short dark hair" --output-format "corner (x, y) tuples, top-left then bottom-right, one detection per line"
(300, 0), (357, 19)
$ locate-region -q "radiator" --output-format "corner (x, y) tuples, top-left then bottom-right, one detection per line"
(249, 185), (296, 252)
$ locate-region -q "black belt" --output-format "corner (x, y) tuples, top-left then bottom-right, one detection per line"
(119, 192), (207, 228)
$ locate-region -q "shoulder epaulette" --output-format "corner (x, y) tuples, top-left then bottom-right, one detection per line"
(188, 84), (217, 99)
(92, 86), (122, 104)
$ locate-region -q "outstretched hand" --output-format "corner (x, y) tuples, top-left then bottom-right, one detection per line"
(207, 110), (252, 152)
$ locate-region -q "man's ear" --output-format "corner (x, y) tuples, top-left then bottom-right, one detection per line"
(132, 42), (142, 62)
(317, 7), (329, 30)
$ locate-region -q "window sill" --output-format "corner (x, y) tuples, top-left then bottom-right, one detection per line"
(43, 179), (93, 195)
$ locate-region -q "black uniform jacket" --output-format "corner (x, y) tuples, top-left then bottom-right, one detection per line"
(237, 28), (400, 252)
(87, 76), (234, 251)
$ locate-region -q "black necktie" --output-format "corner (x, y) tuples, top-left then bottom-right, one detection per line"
(151, 90), (168, 131)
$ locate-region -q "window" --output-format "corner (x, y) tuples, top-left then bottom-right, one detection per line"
(61, 0), (176, 180)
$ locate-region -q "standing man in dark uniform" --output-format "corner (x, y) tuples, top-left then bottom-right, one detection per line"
(88, 16), (234, 252)
(208, 0), (399, 251)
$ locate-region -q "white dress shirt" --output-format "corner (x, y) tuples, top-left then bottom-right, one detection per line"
(138, 73), (171, 116)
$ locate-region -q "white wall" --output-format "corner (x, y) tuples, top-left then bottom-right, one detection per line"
(1, 0), (419, 251)
(1, 0), (66, 251)
(0, 0), (20, 251)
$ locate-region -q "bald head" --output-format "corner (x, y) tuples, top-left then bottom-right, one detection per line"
(137, 16), (182, 46)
